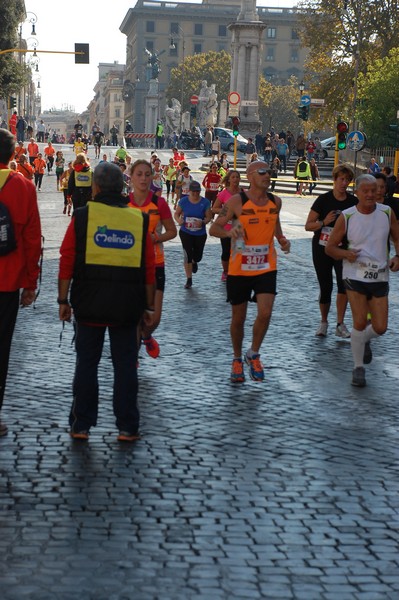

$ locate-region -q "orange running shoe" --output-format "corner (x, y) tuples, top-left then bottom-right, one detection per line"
(230, 358), (245, 383)
(117, 431), (141, 442)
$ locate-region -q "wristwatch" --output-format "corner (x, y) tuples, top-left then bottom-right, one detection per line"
(57, 298), (69, 305)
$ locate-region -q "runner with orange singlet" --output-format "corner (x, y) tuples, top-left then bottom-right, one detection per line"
(128, 159), (177, 358)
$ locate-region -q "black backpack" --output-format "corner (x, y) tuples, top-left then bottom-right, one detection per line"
(0, 172), (17, 256)
(298, 161), (308, 173)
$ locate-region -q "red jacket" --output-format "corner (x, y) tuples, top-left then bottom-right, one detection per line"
(0, 165), (42, 291)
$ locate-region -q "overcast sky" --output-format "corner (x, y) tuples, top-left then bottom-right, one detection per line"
(24, 0), (296, 115)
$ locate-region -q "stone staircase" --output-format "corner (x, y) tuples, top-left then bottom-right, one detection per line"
(201, 155), (336, 195)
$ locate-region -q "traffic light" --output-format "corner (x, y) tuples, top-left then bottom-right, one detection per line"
(190, 105), (196, 119)
(232, 116), (240, 136)
(9, 96), (16, 109)
(297, 105), (309, 121)
(337, 121), (349, 150)
(75, 43), (90, 64)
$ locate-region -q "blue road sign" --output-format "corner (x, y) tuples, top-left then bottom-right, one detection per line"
(300, 95), (311, 107)
(347, 131), (366, 151)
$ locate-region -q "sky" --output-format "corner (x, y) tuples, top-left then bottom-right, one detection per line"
(24, 0), (296, 115)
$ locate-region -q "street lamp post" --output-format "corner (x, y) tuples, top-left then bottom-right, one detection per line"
(170, 26), (186, 133)
(18, 12), (38, 115)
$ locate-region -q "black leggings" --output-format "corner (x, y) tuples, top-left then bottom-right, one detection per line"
(179, 230), (207, 264)
(34, 173), (43, 189)
(165, 180), (175, 195)
(312, 239), (345, 304)
(221, 237), (231, 262)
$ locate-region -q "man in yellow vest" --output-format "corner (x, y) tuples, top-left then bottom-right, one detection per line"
(58, 162), (155, 442)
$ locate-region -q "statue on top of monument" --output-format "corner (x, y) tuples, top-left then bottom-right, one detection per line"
(238, 0), (259, 21)
(144, 47), (161, 80)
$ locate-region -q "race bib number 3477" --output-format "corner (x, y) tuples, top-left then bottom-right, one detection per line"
(241, 244), (269, 271)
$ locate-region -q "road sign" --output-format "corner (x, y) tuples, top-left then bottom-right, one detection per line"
(310, 98), (325, 107)
(190, 95), (199, 105)
(347, 131), (366, 152)
(240, 100), (258, 107)
(228, 91), (241, 105)
(228, 105), (240, 117)
(300, 94), (311, 107)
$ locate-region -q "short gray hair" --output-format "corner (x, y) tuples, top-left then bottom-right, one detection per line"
(93, 162), (124, 194)
(355, 174), (376, 190)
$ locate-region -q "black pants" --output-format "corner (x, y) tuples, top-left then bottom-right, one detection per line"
(34, 173), (43, 189)
(0, 291), (20, 409)
(179, 230), (207, 264)
(70, 323), (139, 434)
(312, 239), (345, 304)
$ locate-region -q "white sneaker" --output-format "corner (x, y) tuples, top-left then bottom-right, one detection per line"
(316, 321), (328, 337)
(336, 323), (351, 338)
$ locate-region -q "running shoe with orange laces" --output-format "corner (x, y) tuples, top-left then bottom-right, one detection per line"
(245, 352), (265, 382)
(230, 358), (245, 383)
(117, 431), (141, 442)
(69, 430), (89, 440)
(143, 336), (160, 359)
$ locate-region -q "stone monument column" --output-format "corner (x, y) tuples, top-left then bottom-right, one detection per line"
(229, 0), (266, 138)
(145, 79), (159, 135)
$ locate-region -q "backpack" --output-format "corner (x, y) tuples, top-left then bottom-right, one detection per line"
(298, 161), (308, 173)
(0, 171), (17, 256)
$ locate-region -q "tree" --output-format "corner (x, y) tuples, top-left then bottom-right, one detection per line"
(166, 51), (231, 115)
(297, 0), (399, 124)
(357, 48), (399, 146)
(260, 77), (303, 133)
(0, 1), (30, 98)
(166, 51), (274, 129)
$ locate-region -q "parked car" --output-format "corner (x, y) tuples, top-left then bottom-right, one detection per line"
(213, 127), (248, 153)
(320, 136), (336, 159)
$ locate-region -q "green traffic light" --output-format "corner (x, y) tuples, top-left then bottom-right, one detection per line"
(338, 141), (346, 150)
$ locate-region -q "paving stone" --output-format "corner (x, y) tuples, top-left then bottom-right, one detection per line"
(1, 150), (398, 598)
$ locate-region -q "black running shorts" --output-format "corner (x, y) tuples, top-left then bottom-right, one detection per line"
(226, 271), (277, 305)
(344, 278), (389, 299)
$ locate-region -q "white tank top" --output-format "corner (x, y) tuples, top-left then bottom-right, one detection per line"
(342, 203), (391, 282)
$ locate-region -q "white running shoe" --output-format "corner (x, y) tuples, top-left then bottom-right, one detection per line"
(336, 323), (351, 338)
(316, 321), (328, 337)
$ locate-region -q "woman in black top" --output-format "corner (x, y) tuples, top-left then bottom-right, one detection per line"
(305, 164), (357, 338)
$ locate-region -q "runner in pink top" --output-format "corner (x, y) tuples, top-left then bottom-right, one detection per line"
(212, 170), (242, 281)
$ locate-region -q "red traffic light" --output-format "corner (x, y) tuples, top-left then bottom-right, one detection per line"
(337, 121), (349, 134)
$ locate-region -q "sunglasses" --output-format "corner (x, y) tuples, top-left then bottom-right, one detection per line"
(256, 169), (272, 175)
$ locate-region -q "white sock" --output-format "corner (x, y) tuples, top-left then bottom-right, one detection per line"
(351, 328), (366, 368)
(246, 348), (258, 358)
(364, 324), (379, 343)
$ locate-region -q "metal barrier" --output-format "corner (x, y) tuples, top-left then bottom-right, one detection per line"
(123, 133), (156, 149)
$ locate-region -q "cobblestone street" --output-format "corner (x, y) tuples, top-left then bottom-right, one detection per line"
(1, 150), (399, 599)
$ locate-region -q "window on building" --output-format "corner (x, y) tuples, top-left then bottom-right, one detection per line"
(266, 47), (275, 61)
(194, 43), (202, 54)
(146, 21), (155, 33)
(114, 93), (118, 102)
(217, 43), (227, 52)
(145, 40), (154, 52)
(290, 48), (299, 62)
(291, 28), (299, 40)
(115, 108), (120, 118)
(194, 23), (203, 36)
(219, 24), (227, 37)
(264, 69), (277, 82)
(267, 27), (276, 39)
(169, 42), (178, 56)
(170, 22), (179, 34)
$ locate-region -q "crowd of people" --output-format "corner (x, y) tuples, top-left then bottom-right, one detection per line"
(2, 121), (399, 440)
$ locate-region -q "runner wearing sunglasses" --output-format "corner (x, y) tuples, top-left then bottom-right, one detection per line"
(210, 161), (291, 383)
